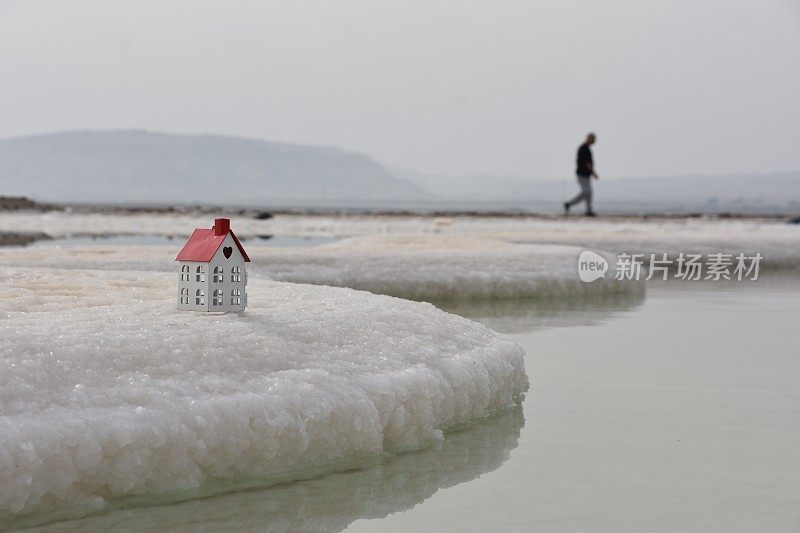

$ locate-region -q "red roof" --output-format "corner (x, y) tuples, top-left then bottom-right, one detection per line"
(175, 219), (250, 262)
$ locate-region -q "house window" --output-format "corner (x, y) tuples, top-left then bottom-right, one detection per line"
(212, 289), (223, 306)
(180, 288), (189, 304)
(230, 288), (241, 305)
(196, 265), (206, 282)
(230, 266), (241, 282)
(195, 288), (205, 305)
(213, 266), (224, 283)
(181, 265), (190, 281)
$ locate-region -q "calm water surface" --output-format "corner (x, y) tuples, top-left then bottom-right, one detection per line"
(28, 279), (800, 532)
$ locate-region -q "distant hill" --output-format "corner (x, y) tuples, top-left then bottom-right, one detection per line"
(0, 130), (427, 205)
(400, 169), (800, 214)
(1, 130), (797, 213)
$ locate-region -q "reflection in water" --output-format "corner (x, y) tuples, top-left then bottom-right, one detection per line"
(435, 290), (646, 334)
(31, 407), (524, 532)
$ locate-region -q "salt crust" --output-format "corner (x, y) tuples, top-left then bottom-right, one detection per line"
(257, 236), (641, 300)
(0, 268), (527, 524)
(21, 408), (524, 532)
(0, 237), (642, 301)
(1, 212), (798, 269)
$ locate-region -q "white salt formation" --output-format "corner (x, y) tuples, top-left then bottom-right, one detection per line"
(2, 211), (799, 269)
(0, 268), (527, 526)
(26, 408), (524, 532)
(254, 236), (641, 300)
(0, 237), (641, 301)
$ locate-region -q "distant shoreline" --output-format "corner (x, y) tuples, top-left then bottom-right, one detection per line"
(1, 196), (796, 221)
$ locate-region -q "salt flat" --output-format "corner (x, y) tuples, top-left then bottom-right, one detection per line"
(0, 268), (526, 526)
(1, 212), (798, 269)
(0, 236), (641, 301)
(254, 236), (640, 300)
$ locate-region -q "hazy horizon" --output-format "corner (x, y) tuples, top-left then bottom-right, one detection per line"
(1, 129), (798, 214)
(5, 127), (800, 183)
(1, 0), (798, 180)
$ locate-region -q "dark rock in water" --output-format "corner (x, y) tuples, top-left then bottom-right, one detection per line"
(0, 196), (60, 211)
(0, 196), (36, 210)
(257, 234), (274, 240)
(788, 216), (800, 224)
(255, 211), (273, 220)
(0, 231), (52, 246)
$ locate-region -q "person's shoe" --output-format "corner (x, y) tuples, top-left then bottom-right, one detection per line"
(563, 202), (570, 215)
(585, 211), (597, 217)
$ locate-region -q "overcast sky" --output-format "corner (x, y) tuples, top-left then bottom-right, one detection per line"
(1, 0), (798, 179)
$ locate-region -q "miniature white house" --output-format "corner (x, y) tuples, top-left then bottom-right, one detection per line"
(175, 218), (250, 312)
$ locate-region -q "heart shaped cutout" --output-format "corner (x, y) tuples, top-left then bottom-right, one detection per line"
(223, 246), (233, 259)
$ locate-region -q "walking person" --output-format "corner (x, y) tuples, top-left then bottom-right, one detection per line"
(564, 133), (599, 216)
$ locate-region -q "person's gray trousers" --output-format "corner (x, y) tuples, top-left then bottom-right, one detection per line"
(567, 174), (592, 212)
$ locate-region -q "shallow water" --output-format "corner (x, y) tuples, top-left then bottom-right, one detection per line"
(27, 278), (800, 532)
(349, 280), (800, 532)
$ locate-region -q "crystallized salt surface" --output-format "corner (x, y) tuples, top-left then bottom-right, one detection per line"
(2, 211), (799, 268)
(26, 408), (524, 532)
(257, 237), (641, 300)
(0, 268), (527, 525)
(0, 237), (641, 301)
